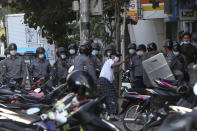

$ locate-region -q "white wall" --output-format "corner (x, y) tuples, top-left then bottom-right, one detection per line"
(128, 19), (165, 51)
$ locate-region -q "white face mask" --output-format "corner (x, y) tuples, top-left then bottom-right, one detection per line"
(173, 51), (180, 56)
(39, 54), (45, 59)
(114, 57), (119, 62)
(107, 52), (111, 57)
(136, 51), (144, 56)
(129, 49), (135, 55)
(10, 50), (17, 56)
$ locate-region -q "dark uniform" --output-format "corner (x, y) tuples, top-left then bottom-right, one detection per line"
(90, 55), (102, 79)
(30, 58), (51, 81)
(67, 55), (76, 68)
(74, 54), (97, 84)
(129, 54), (144, 88)
(2, 56), (26, 84)
(53, 58), (68, 84)
(166, 52), (175, 67)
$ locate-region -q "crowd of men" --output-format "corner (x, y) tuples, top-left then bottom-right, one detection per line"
(0, 32), (196, 121)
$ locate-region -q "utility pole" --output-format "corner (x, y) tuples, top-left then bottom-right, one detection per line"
(121, 4), (126, 70)
(80, 0), (90, 43)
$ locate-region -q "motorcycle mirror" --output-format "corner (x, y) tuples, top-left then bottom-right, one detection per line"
(193, 83), (197, 96)
(26, 107), (40, 115)
(68, 66), (74, 73)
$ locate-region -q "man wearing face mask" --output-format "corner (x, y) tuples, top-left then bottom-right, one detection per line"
(99, 50), (126, 120)
(67, 43), (78, 68)
(53, 47), (68, 85)
(30, 47), (51, 82)
(128, 43), (138, 83)
(2, 43), (26, 86)
(130, 44), (145, 88)
(171, 41), (189, 82)
(105, 43), (115, 58)
(163, 39), (175, 67)
(90, 42), (102, 78)
(180, 32), (197, 65)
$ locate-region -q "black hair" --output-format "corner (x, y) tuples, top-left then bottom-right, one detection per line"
(182, 32), (191, 39)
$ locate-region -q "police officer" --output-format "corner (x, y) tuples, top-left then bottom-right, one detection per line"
(0, 48), (10, 83)
(164, 39), (184, 81)
(163, 39), (175, 67)
(129, 44), (145, 88)
(138, 44), (147, 53)
(30, 47), (51, 81)
(2, 43), (26, 86)
(171, 41), (189, 81)
(53, 47), (68, 85)
(67, 43), (78, 67)
(90, 42), (102, 78)
(128, 43), (139, 83)
(105, 43), (115, 58)
(73, 41), (97, 84)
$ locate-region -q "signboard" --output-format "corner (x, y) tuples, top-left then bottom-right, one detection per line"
(127, 0), (138, 22)
(25, 28), (38, 44)
(90, 0), (103, 16)
(141, 0), (168, 19)
(179, 9), (197, 21)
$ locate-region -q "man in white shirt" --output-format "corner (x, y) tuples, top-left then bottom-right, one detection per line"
(99, 50), (126, 120)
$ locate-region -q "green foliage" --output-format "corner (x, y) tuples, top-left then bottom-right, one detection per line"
(91, 0), (130, 44)
(8, 0), (76, 48)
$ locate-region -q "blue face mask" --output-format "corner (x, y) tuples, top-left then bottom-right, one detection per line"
(61, 55), (66, 59)
(69, 49), (76, 55)
(183, 41), (190, 45)
(114, 57), (119, 62)
(129, 49), (135, 55)
(91, 50), (99, 56)
(10, 50), (17, 56)
(173, 51), (180, 56)
(136, 51), (144, 56)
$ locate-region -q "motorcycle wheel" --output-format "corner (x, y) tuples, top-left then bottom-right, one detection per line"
(123, 104), (148, 131)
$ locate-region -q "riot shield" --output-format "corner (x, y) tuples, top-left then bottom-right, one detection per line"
(142, 53), (175, 87)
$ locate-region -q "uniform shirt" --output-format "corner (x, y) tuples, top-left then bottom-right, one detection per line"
(2, 56), (26, 82)
(0, 59), (6, 83)
(67, 55), (76, 68)
(74, 54), (97, 84)
(90, 55), (102, 70)
(54, 58), (68, 79)
(30, 58), (51, 79)
(166, 52), (175, 67)
(171, 54), (187, 71)
(129, 54), (143, 81)
(99, 59), (115, 83)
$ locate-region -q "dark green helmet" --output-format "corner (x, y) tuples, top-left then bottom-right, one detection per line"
(105, 44), (115, 51)
(91, 42), (100, 50)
